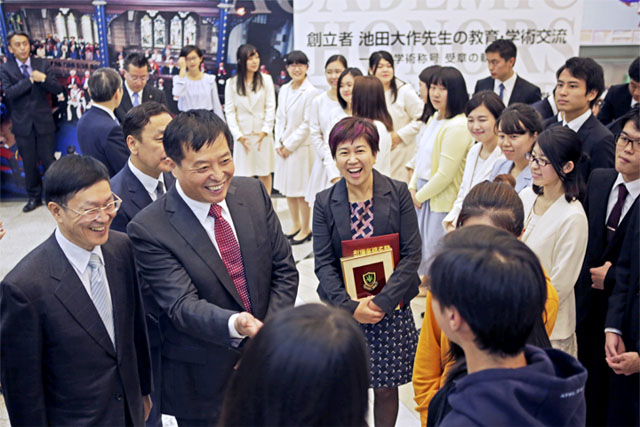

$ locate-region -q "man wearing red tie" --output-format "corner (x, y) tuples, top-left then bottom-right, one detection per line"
(127, 109), (298, 426)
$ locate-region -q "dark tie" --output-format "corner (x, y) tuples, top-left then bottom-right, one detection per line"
(155, 181), (165, 198)
(606, 184), (629, 244)
(133, 92), (140, 107)
(498, 82), (505, 100)
(21, 64), (30, 79)
(208, 204), (252, 313)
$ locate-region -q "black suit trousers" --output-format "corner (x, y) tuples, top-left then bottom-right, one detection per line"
(15, 129), (55, 198)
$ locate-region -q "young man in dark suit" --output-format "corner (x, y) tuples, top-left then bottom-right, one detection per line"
(598, 57), (639, 126)
(0, 155), (152, 426)
(115, 52), (168, 124)
(127, 110), (299, 425)
(474, 39), (541, 105)
(0, 31), (63, 212)
(545, 57), (615, 184)
(575, 109), (639, 426)
(77, 67), (129, 176)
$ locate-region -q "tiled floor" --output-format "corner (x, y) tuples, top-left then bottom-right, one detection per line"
(0, 197), (424, 426)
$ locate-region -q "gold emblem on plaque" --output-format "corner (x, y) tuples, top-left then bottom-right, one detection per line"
(362, 272), (378, 291)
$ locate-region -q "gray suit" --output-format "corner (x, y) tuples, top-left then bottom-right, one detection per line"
(127, 176), (298, 422)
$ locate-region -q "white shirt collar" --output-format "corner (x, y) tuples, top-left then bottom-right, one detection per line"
(175, 180), (230, 224)
(124, 80), (143, 103)
(55, 227), (104, 275)
(128, 158), (164, 196)
(92, 103), (116, 121)
(614, 173), (640, 200)
(562, 109), (591, 132)
(495, 72), (517, 90)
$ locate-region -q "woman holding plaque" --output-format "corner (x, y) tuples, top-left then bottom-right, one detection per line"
(313, 116), (421, 427)
(225, 44), (276, 194)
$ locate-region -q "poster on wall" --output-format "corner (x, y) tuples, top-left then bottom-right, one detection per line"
(294, 0), (585, 95)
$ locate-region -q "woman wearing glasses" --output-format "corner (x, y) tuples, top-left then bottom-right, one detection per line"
(520, 126), (588, 357)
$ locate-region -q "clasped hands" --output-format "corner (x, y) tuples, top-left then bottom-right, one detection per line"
(605, 332), (640, 376)
(353, 295), (385, 324)
(238, 132), (268, 154)
(30, 70), (47, 83)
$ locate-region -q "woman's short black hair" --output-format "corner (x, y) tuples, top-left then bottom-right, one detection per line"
(44, 155), (110, 206)
(337, 67), (363, 109)
(325, 54), (347, 69)
(432, 66), (469, 119)
(163, 109), (233, 165)
(179, 45), (203, 59)
(368, 50), (399, 103)
(418, 65), (442, 123)
(496, 103), (543, 136)
(429, 226), (547, 357)
(532, 126), (585, 202)
(284, 50), (309, 66)
(464, 90), (505, 120)
(329, 116), (380, 158)
(219, 304), (369, 427)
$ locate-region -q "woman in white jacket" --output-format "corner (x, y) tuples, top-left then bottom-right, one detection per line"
(225, 44), (276, 194)
(520, 126), (588, 357)
(305, 55), (347, 206)
(274, 50), (318, 245)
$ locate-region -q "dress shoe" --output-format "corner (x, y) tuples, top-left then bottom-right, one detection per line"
(23, 199), (43, 213)
(291, 232), (312, 245)
(285, 229), (301, 239)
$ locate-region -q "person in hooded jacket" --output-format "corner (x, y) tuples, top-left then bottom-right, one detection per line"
(427, 225), (587, 427)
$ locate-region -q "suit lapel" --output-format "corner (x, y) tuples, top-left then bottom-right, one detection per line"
(124, 164), (153, 212)
(120, 89), (133, 112)
(372, 171), (392, 236)
(142, 85), (159, 103)
(511, 76), (523, 103)
(330, 179), (354, 245)
(49, 235), (117, 358)
(165, 187), (246, 309)
(6, 59), (24, 80)
(604, 197), (639, 259)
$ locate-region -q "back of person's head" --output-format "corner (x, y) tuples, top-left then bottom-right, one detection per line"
(122, 101), (170, 140)
(163, 109), (233, 165)
(496, 102), (543, 135)
(419, 65), (442, 123)
(179, 45), (203, 59)
(337, 67), (363, 109)
(329, 116), (380, 158)
(456, 181), (524, 236)
(432, 66), (469, 118)
(124, 52), (148, 71)
(219, 304), (369, 427)
(533, 126), (584, 201)
(629, 56), (639, 82)
(556, 57), (605, 108)
(352, 75), (393, 131)
(429, 226), (547, 356)
(465, 90), (505, 119)
(284, 50), (309, 66)
(88, 67), (122, 102)
(44, 155), (110, 206)
(485, 39), (517, 61)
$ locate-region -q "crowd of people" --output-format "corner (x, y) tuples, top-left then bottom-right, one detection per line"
(0, 28), (639, 427)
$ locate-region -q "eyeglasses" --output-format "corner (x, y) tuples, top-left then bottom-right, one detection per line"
(616, 133), (640, 151)
(62, 193), (122, 221)
(525, 152), (551, 167)
(126, 72), (148, 82)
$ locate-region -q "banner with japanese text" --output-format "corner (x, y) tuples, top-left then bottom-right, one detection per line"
(294, 0), (585, 96)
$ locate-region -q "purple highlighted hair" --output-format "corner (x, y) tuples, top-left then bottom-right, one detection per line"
(328, 117), (380, 158)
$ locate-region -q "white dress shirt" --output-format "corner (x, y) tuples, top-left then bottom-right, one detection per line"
(127, 159), (165, 202)
(606, 174), (640, 224)
(125, 81), (143, 106)
(16, 57), (33, 77)
(562, 108), (591, 132)
(494, 72), (518, 105)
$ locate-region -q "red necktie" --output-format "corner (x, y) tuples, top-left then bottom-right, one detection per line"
(208, 204), (252, 313)
(606, 184), (629, 244)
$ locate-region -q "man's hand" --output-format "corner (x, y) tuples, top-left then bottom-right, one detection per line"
(234, 312), (263, 338)
(143, 395), (152, 421)
(353, 296), (385, 324)
(606, 352), (640, 376)
(590, 261), (611, 290)
(31, 70), (47, 83)
(605, 331), (626, 358)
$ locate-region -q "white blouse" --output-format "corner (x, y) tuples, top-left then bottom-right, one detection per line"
(173, 74), (224, 120)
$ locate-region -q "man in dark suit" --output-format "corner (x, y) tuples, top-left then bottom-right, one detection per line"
(110, 101), (174, 427)
(77, 67), (129, 177)
(127, 110), (298, 425)
(115, 52), (168, 124)
(162, 57), (180, 76)
(0, 31), (63, 212)
(575, 109), (639, 426)
(545, 57), (615, 184)
(0, 155), (152, 426)
(598, 57), (639, 126)
(474, 39), (541, 105)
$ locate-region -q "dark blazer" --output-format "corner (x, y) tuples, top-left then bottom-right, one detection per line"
(127, 177), (298, 421)
(598, 83), (632, 126)
(0, 56), (63, 136)
(115, 83), (168, 123)
(545, 114), (615, 185)
(474, 75), (541, 105)
(313, 170), (421, 315)
(0, 231), (152, 427)
(110, 162), (176, 233)
(533, 96), (555, 121)
(77, 106), (129, 177)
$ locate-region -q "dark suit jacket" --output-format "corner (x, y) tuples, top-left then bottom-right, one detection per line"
(598, 83), (632, 126)
(0, 56), (63, 136)
(127, 177), (298, 420)
(0, 231), (152, 427)
(474, 75), (541, 105)
(77, 106), (129, 177)
(115, 83), (168, 123)
(545, 114), (615, 185)
(313, 170), (421, 315)
(533, 96), (555, 121)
